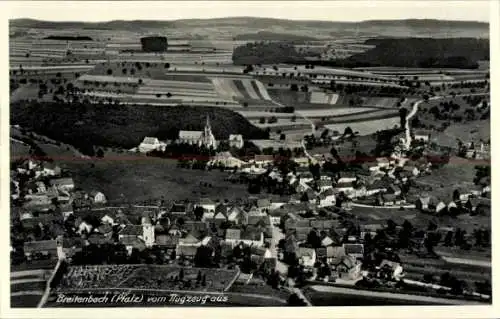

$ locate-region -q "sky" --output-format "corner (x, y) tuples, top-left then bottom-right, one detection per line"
(5, 1), (491, 23)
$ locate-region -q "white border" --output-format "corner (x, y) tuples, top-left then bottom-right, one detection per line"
(0, 1), (498, 318)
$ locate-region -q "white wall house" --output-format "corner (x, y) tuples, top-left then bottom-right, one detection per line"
(138, 137), (166, 153)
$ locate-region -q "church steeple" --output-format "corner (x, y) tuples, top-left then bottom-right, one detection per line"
(205, 115), (211, 130)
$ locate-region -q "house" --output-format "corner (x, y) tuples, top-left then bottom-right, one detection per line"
(465, 197), (481, 213)
(337, 172), (357, 184)
(352, 186), (367, 198)
(386, 185), (402, 196)
(37, 162), (62, 178)
(176, 245), (198, 260)
(377, 194), (397, 206)
(256, 198), (272, 213)
(413, 129), (431, 142)
(376, 157), (391, 169)
(155, 234), (179, 250)
(343, 243), (364, 259)
(50, 178), (75, 192)
(138, 136), (166, 153)
(170, 203), (188, 215)
(23, 240), (58, 260)
(229, 134), (244, 149)
(297, 247), (316, 268)
(378, 259), (404, 281)
(240, 229), (264, 247)
(76, 220), (93, 235)
(321, 235), (335, 247)
(198, 198), (216, 212)
(332, 255), (362, 280)
(435, 201), (447, 214)
(209, 151), (246, 168)
(333, 182), (355, 195)
(121, 237), (147, 255)
(416, 196), (439, 212)
(317, 189), (336, 207)
(454, 188), (473, 203)
(365, 181), (388, 197)
(317, 179), (333, 192)
(89, 191), (106, 204)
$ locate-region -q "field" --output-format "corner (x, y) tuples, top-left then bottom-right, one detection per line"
(60, 156), (249, 202)
(409, 157), (480, 202)
(433, 120), (490, 148)
(324, 116), (400, 136)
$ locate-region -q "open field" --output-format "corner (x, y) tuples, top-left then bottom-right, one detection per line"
(324, 116), (400, 136)
(410, 157), (481, 201)
(433, 120), (490, 148)
(60, 157), (249, 202)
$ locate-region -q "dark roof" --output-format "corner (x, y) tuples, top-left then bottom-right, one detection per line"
(120, 237), (146, 250)
(119, 225), (143, 236)
(225, 228), (241, 240)
(155, 234), (179, 247)
(241, 229), (262, 241)
(343, 243), (364, 255)
(177, 245), (198, 256)
(87, 233), (113, 245)
(24, 240), (57, 253)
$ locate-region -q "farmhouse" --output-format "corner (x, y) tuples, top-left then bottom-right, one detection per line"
(138, 137), (166, 153)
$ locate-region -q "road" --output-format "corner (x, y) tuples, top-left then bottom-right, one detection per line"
(403, 92), (490, 149)
(307, 285), (484, 305)
(440, 256), (491, 268)
(351, 202), (416, 209)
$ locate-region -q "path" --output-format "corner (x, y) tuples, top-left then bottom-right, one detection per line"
(352, 202), (416, 209)
(440, 256), (491, 268)
(404, 93), (490, 149)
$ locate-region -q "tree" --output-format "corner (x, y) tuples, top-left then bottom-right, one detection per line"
(107, 69), (113, 75)
(307, 230), (321, 248)
(179, 268), (184, 280)
(399, 107), (408, 130)
(96, 148), (104, 158)
(194, 206), (204, 221)
(280, 133), (286, 141)
(164, 63), (171, 69)
(290, 84), (299, 92)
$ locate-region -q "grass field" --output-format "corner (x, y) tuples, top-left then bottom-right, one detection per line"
(433, 120), (490, 148)
(59, 156), (249, 202)
(410, 157), (479, 202)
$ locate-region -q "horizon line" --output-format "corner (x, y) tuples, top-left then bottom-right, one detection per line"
(10, 16), (490, 24)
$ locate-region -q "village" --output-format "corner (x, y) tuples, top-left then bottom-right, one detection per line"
(10, 115), (492, 304)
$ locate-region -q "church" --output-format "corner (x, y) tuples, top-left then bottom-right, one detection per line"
(177, 115), (218, 149)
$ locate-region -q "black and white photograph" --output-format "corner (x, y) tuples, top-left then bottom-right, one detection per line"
(3, 0), (497, 315)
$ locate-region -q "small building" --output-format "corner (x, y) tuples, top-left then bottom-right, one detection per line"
(50, 178), (75, 192)
(89, 191), (106, 204)
(138, 136), (166, 153)
(198, 198), (216, 212)
(229, 134), (244, 149)
(297, 247), (316, 268)
(343, 243), (364, 259)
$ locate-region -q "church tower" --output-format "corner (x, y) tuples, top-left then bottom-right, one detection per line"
(200, 115), (217, 149)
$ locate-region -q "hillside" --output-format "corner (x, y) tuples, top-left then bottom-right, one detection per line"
(10, 18), (489, 39)
(234, 31), (319, 42)
(344, 38), (489, 68)
(10, 101), (269, 154)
